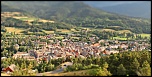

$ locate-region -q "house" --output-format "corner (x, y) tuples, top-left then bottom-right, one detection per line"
(2, 64), (17, 73)
(1, 57), (7, 60)
(92, 43), (100, 47)
(109, 50), (119, 54)
(24, 56), (35, 61)
(13, 52), (29, 59)
(80, 51), (88, 57)
(98, 40), (105, 43)
(60, 62), (73, 69)
(110, 45), (119, 49)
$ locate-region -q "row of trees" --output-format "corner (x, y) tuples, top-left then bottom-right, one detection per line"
(64, 51), (151, 76)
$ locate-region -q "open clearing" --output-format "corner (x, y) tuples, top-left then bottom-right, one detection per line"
(42, 69), (90, 76)
(113, 37), (127, 40)
(71, 37), (80, 39)
(42, 30), (54, 34)
(1, 73), (10, 76)
(18, 17), (37, 21)
(116, 30), (132, 33)
(137, 34), (150, 38)
(5, 27), (26, 34)
(56, 29), (71, 33)
(101, 29), (115, 32)
(55, 36), (64, 39)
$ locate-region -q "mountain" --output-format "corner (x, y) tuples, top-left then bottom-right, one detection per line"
(1, 1), (151, 34)
(1, 1), (112, 20)
(84, 1), (151, 19)
(1, 3), (26, 13)
(84, 1), (139, 8)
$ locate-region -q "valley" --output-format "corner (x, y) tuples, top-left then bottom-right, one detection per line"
(1, 1), (151, 76)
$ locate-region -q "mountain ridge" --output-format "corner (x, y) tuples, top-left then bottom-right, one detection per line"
(1, 1), (151, 34)
(84, 1), (151, 19)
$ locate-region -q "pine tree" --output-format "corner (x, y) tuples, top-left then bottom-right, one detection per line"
(117, 64), (126, 75)
(137, 61), (151, 76)
(131, 58), (140, 73)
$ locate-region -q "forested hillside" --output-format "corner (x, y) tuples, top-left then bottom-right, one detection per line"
(1, 1), (151, 34)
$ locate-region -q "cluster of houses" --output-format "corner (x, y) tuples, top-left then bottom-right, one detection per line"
(10, 36), (151, 64)
(1, 34), (151, 74)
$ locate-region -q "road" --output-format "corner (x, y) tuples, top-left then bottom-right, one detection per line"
(36, 68), (64, 76)
(36, 62), (73, 76)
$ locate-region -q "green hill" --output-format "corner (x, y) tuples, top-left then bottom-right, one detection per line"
(1, 1), (151, 34)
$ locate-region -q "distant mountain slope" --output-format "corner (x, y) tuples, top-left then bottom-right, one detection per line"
(1, 3), (25, 12)
(1, 1), (151, 34)
(86, 1), (151, 19)
(2, 1), (116, 21)
(84, 1), (139, 8)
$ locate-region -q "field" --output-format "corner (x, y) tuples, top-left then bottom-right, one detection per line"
(41, 69), (90, 76)
(113, 37), (128, 40)
(5, 27), (26, 34)
(38, 19), (54, 23)
(116, 30), (132, 33)
(42, 30), (54, 34)
(56, 29), (71, 33)
(2, 12), (54, 25)
(71, 37), (80, 39)
(55, 36), (64, 39)
(1, 73), (10, 76)
(18, 17), (37, 21)
(137, 34), (150, 38)
(101, 29), (115, 32)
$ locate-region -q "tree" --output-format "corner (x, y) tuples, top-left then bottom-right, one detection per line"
(46, 63), (55, 71)
(131, 58), (140, 74)
(87, 66), (112, 76)
(117, 64), (126, 75)
(21, 61), (27, 69)
(136, 61), (151, 76)
(102, 62), (109, 69)
(60, 42), (64, 47)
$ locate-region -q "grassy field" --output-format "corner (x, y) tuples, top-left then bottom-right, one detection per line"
(113, 37), (127, 40)
(13, 16), (28, 19)
(101, 29), (115, 32)
(56, 29), (71, 33)
(137, 34), (150, 38)
(42, 30), (54, 34)
(5, 27), (26, 34)
(116, 30), (132, 33)
(43, 69), (90, 76)
(71, 28), (76, 31)
(71, 37), (80, 39)
(38, 19), (54, 23)
(55, 36), (64, 39)
(93, 28), (115, 32)
(19, 17), (37, 21)
(1, 73), (10, 76)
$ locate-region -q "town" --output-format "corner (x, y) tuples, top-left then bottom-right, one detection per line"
(1, 1), (151, 76)
(10, 36), (151, 63)
(1, 32), (151, 76)
(2, 33), (151, 63)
